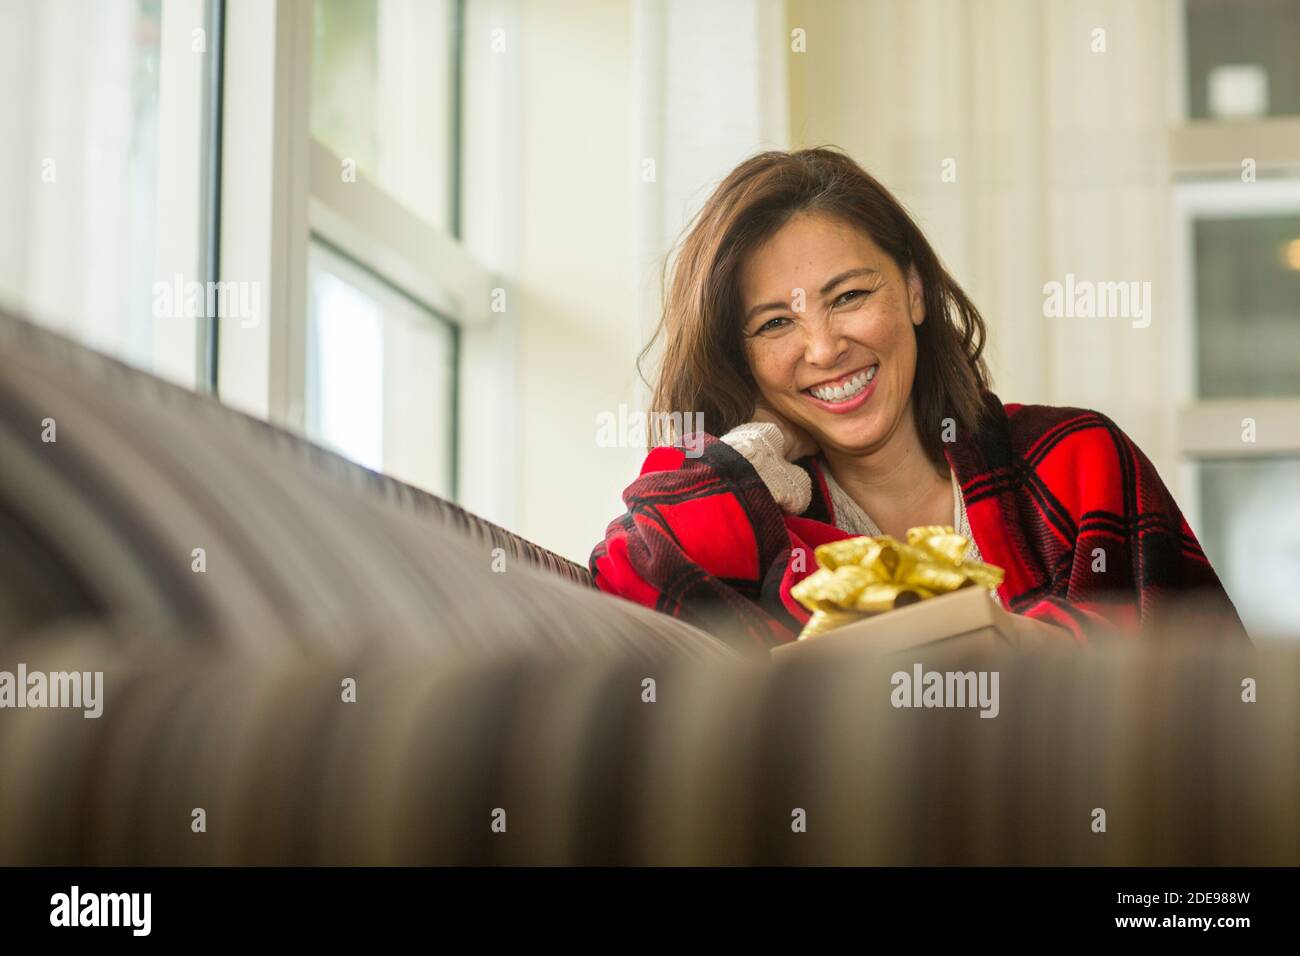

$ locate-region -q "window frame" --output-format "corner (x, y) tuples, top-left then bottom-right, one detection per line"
(216, 0), (507, 507)
(1167, 0), (1300, 597)
(153, 0), (222, 391)
(1172, 178), (1300, 464)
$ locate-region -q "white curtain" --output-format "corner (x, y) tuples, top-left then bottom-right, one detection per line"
(0, 0), (158, 368)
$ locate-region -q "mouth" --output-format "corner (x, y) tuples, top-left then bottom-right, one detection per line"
(801, 364), (878, 413)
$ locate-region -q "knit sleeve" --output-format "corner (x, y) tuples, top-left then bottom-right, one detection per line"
(718, 421), (812, 515)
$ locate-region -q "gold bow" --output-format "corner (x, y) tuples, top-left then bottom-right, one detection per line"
(790, 525), (1005, 640)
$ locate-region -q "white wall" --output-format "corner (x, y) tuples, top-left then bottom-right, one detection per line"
(505, 0), (791, 564)
(511, 0), (644, 564)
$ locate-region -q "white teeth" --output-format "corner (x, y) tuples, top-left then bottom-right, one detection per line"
(809, 366), (877, 402)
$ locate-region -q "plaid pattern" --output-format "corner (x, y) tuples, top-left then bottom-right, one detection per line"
(590, 391), (1248, 650)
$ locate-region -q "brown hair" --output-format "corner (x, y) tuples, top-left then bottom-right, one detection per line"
(640, 146), (992, 468)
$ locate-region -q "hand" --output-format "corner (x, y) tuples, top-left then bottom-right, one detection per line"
(751, 399), (820, 462)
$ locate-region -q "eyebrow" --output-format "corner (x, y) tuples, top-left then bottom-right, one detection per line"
(743, 267), (881, 324)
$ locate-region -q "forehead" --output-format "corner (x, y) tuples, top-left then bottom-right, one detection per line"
(739, 212), (886, 301)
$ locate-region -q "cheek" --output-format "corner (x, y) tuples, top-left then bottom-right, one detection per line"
(746, 341), (794, 391)
(846, 300), (913, 358)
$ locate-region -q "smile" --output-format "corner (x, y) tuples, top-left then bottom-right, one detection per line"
(801, 364), (878, 412)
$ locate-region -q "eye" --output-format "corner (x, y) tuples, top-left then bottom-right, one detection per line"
(833, 289), (869, 307)
(753, 316), (791, 335)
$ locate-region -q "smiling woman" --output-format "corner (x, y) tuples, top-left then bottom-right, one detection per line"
(589, 147), (1249, 652)
(735, 209), (979, 539)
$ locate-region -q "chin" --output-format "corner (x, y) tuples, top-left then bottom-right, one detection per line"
(810, 420), (886, 455)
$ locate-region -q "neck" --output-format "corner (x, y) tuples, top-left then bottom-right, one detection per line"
(819, 404), (952, 537)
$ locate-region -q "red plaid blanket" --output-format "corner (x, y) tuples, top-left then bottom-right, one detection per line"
(590, 392), (1248, 650)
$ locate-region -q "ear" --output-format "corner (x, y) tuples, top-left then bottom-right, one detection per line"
(906, 264), (925, 326)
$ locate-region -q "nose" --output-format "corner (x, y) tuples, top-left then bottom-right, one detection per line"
(802, 313), (848, 368)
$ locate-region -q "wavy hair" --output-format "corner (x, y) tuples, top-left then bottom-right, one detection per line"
(640, 146), (992, 468)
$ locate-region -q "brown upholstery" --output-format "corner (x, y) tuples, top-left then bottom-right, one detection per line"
(0, 310), (733, 662)
(1, 624), (1294, 865)
(1, 309), (1296, 866)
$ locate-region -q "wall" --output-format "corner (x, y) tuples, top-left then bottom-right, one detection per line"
(512, 0), (644, 563)
(506, 0), (790, 563)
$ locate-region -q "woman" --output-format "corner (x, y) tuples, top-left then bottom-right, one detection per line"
(590, 147), (1246, 651)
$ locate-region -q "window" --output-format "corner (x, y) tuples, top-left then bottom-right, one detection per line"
(311, 0), (458, 232)
(1185, 0), (1300, 121)
(307, 241), (456, 497)
(304, 0), (464, 497)
(1193, 213), (1300, 399)
(1175, 181), (1300, 639)
(1197, 458), (1300, 637)
(1174, 1), (1300, 639)
(3, 0), (512, 514)
(216, 0), (499, 505)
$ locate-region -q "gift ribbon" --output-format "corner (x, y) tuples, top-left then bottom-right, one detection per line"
(789, 525), (1005, 640)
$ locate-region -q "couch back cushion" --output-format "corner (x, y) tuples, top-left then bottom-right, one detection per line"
(1, 627), (1293, 864)
(0, 311), (735, 661)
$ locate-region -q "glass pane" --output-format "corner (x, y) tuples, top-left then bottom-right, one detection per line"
(307, 243), (456, 497)
(0, 0), (162, 370)
(311, 0), (456, 231)
(1197, 458), (1300, 639)
(1185, 0), (1300, 120)
(1193, 213), (1300, 399)
(309, 270), (385, 472)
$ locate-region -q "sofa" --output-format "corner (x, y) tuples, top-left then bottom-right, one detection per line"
(0, 309), (1296, 865)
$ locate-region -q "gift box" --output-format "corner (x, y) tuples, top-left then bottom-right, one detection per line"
(770, 525), (1043, 659)
(770, 584), (1038, 659)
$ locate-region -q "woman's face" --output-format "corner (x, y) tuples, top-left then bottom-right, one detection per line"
(738, 211), (925, 457)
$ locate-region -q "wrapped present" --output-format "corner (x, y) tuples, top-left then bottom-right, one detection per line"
(773, 526), (1032, 658)
(789, 525), (1005, 640)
